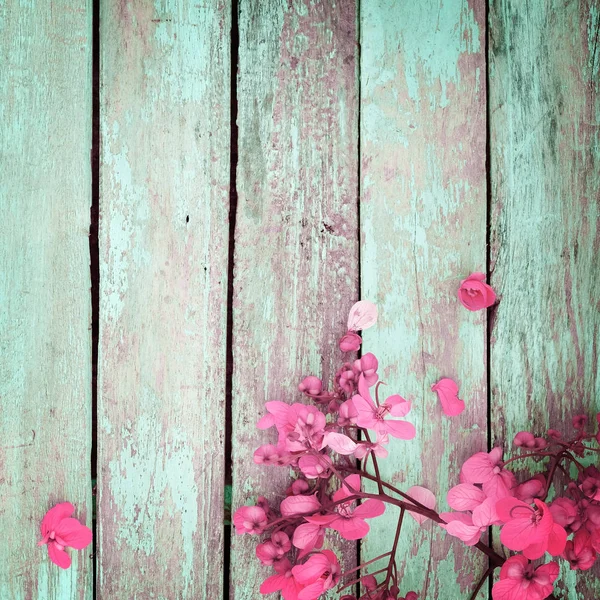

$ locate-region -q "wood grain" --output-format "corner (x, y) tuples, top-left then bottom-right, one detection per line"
(0, 0), (93, 598)
(360, 1), (489, 597)
(98, 1), (230, 597)
(230, 0), (358, 597)
(489, 0), (600, 597)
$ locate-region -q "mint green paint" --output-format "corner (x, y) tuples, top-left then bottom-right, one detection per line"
(99, 0), (230, 597)
(490, 1), (600, 597)
(231, 1), (359, 597)
(0, 0), (93, 597)
(361, 0), (488, 597)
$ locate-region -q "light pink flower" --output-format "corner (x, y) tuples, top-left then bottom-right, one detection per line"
(38, 502), (92, 569)
(298, 454), (332, 479)
(491, 555), (559, 600)
(564, 529), (596, 570)
(298, 376), (323, 396)
(460, 447), (516, 500)
(496, 497), (567, 559)
(431, 378), (465, 416)
(292, 550), (340, 600)
(457, 272), (496, 311)
(549, 497), (580, 534)
(260, 558), (306, 600)
(514, 475), (546, 504)
(305, 475), (384, 540)
(351, 376), (415, 440)
(233, 505), (268, 535)
(254, 444), (292, 466)
(513, 431), (547, 450)
(354, 353), (379, 386)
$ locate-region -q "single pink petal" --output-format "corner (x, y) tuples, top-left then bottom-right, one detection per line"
(461, 452), (495, 484)
(54, 518), (92, 549)
(496, 497), (534, 523)
(322, 432), (357, 455)
(257, 414), (275, 429)
(499, 554), (528, 580)
(522, 538), (548, 560)
(445, 520), (482, 545)
(472, 498), (499, 528)
(331, 516), (370, 540)
(533, 561), (559, 585)
(546, 523), (567, 556)
(351, 394), (377, 429)
(260, 574), (286, 594)
(385, 395), (411, 417)
(303, 514), (337, 526)
(447, 484), (486, 511)
(406, 486), (436, 525)
(263, 401), (291, 430)
(347, 301), (378, 331)
(293, 523), (323, 550)
(431, 378), (465, 416)
(280, 494), (321, 517)
(384, 419), (416, 440)
(353, 499), (385, 519)
(491, 578), (535, 600)
(500, 519), (538, 551)
(47, 541), (71, 569)
(298, 581), (325, 600)
(40, 502), (75, 538)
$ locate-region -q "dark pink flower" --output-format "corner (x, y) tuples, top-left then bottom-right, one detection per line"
(431, 378), (465, 416)
(564, 529), (596, 570)
(513, 431), (547, 450)
(572, 414), (588, 429)
(292, 550), (340, 600)
(491, 555), (558, 600)
(305, 475), (384, 540)
(38, 502), (92, 569)
(351, 376), (415, 440)
(496, 497), (567, 559)
(549, 497), (580, 534)
(260, 558), (306, 600)
(460, 447), (516, 500)
(447, 483), (486, 511)
(233, 505), (268, 535)
(515, 475), (546, 504)
(339, 331), (362, 352)
(457, 272), (496, 311)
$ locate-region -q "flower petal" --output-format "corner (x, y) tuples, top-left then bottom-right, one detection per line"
(406, 486), (436, 525)
(55, 518), (93, 549)
(447, 484), (486, 512)
(47, 541), (71, 569)
(347, 301), (378, 331)
(40, 502), (74, 538)
(431, 378), (465, 416)
(384, 419), (416, 440)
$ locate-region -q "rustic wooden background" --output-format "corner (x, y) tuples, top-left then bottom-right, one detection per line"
(1, 0), (598, 598)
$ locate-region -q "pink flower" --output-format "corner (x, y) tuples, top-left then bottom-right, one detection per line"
(298, 454), (332, 479)
(339, 332), (362, 352)
(491, 555), (559, 600)
(354, 353), (379, 386)
(549, 497), (580, 534)
(233, 505), (268, 535)
(304, 475), (384, 540)
(441, 498), (499, 545)
(431, 378), (465, 416)
(260, 559), (306, 600)
(460, 447), (516, 500)
(564, 529), (597, 570)
(298, 376), (323, 396)
(38, 502), (92, 569)
(457, 272), (496, 311)
(351, 376), (415, 440)
(513, 431), (547, 450)
(254, 444), (292, 466)
(292, 550), (340, 600)
(256, 532), (291, 566)
(514, 475), (546, 504)
(496, 497), (567, 559)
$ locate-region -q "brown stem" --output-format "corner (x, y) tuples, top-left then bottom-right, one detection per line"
(468, 566), (494, 600)
(384, 507), (404, 587)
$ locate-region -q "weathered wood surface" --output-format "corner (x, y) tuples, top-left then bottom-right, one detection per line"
(360, 1), (489, 597)
(230, 0), (359, 597)
(98, 1), (230, 597)
(489, 0), (600, 597)
(0, 1), (93, 598)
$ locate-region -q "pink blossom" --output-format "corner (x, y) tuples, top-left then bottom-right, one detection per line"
(491, 555), (559, 600)
(496, 497), (567, 559)
(572, 414), (588, 429)
(284, 404), (327, 452)
(288, 479), (310, 496)
(336, 363), (359, 394)
(338, 398), (358, 426)
(564, 529), (596, 570)
(38, 502), (92, 569)
(256, 532), (291, 566)
(457, 272), (496, 311)
(351, 376), (415, 440)
(298, 376), (323, 396)
(305, 475), (384, 540)
(460, 447), (516, 500)
(549, 497), (580, 534)
(441, 498), (499, 545)
(233, 505), (268, 535)
(260, 559), (306, 600)
(513, 431), (547, 450)
(298, 453), (332, 479)
(354, 353), (379, 386)
(292, 550), (340, 600)
(254, 444), (291, 466)
(339, 332), (362, 352)
(431, 378), (465, 416)
(580, 476), (600, 501)
(514, 475), (546, 504)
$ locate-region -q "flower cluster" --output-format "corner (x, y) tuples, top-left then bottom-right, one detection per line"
(234, 291), (599, 600)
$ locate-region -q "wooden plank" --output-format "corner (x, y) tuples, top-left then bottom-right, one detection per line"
(489, 0), (600, 597)
(98, 1), (230, 597)
(360, 1), (489, 597)
(0, 1), (93, 598)
(230, 0), (359, 597)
